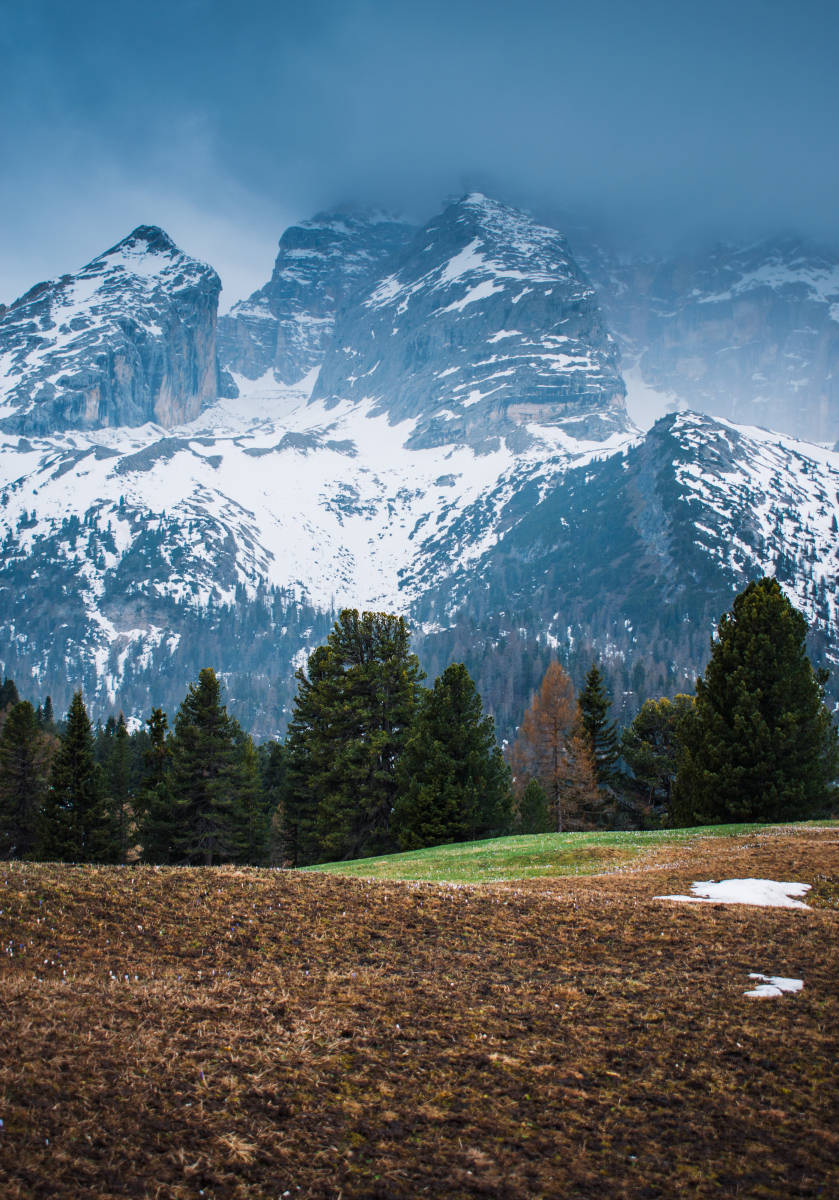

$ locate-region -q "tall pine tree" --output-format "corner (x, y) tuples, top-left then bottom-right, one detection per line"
(674, 578), (839, 824)
(284, 611), (424, 863)
(0, 701), (53, 858)
(578, 662), (619, 785)
(104, 714), (133, 863)
(393, 663), (512, 850)
(136, 708), (175, 864)
(168, 669), (249, 865)
(41, 692), (110, 862)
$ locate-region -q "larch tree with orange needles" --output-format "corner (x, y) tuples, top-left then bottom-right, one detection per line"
(509, 661), (599, 832)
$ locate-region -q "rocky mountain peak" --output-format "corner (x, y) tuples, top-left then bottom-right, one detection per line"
(218, 207), (416, 386)
(0, 226), (222, 435)
(311, 193), (628, 448)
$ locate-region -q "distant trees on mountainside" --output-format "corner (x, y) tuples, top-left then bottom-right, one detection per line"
(0, 581), (836, 866)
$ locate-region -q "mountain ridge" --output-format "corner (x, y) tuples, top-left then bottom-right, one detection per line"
(1, 193), (838, 738)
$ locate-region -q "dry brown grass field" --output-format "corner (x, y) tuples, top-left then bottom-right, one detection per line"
(1, 825), (838, 1199)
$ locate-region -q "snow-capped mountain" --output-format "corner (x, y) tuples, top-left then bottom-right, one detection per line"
(1, 195), (838, 737)
(0, 227), (223, 435)
(314, 194), (628, 449)
(218, 209), (415, 386)
(581, 235), (839, 444)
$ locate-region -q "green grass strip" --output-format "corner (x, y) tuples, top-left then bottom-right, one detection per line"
(300, 820), (838, 883)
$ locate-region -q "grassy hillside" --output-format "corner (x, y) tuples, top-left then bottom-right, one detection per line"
(303, 820), (839, 882)
(1, 823), (838, 1198)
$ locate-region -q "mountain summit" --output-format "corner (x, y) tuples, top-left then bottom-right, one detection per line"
(312, 193), (628, 448)
(0, 226), (222, 434)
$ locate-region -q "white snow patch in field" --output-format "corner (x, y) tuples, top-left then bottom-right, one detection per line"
(744, 974), (804, 998)
(655, 879), (811, 908)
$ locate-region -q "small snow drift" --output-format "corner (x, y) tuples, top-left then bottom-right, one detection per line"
(744, 974), (804, 998)
(654, 879), (812, 909)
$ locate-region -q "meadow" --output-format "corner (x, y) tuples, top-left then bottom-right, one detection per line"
(1, 822), (838, 1198)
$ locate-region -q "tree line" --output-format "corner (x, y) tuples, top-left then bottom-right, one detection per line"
(0, 579), (836, 865)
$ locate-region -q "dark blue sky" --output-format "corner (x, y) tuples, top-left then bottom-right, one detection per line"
(2, 0), (837, 308)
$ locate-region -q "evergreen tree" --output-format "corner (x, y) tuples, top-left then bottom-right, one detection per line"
(515, 777), (551, 834)
(283, 646), (336, 866)
(673, 578), (839, 824)
(0, 701), (54, 858)
(393, 663), (512, 850)
(0, 677), (20, 712)
(105, 714), (133, 862)
(578, 662), (619, 785)
(238, 734), (270, 865)
(137, 708), (175, 864)
(621, 694), (694, 811)
(258, 740), (289, 865)
(168, 669), (248, 865)
(509, 661), (600, 831)
(284, 610), (424, 864)
(41, 691), (109, 861)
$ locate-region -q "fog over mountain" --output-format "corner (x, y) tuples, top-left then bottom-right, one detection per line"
(2, 0), (837, 310)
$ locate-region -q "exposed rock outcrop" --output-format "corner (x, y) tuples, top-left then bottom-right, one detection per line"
(0, 226), (222, 434)
(217, 209), (415, 385)
(312, 194), (628, 449)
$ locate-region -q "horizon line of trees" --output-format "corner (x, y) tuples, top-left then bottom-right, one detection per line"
(1, 580), (837, 866)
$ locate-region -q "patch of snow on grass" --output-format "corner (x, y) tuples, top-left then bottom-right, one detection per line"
(744, 974), (804, 998)
(655, 878), (811, 908)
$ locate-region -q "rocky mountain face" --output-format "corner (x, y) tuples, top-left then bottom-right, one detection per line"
(1, 194), (838, 739)
(314, 194), (627, 449)
(0, 227), (223, 435)
(218, 210), (415, 386)
(416, 411), (839, 719)
(580, 235), (839, 445)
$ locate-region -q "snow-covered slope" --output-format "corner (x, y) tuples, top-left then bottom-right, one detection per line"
(0, 227), (223, 435)
(0, 369), (636, 712)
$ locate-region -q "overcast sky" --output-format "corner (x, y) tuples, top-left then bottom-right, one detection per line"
(2, 0), (837, 310)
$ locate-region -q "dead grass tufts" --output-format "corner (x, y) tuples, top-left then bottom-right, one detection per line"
(1, 826), (837, 1197)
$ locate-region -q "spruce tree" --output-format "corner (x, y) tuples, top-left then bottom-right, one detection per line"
(393, 663), (512, 850)
(0, 677), (20, 712)
(238, 734), (270, 865)
(578, 663), (619, 785)
(137, 708), (175, 864)
(674, 578), (839, 824)
(106, 714), (133, 863)
(0, 701), (53, 858)
(621, 694), (694, 810)
(284, 611), (424, 863)
(283, 646), (337, 866)
(516, 778), (551, 834)
(168, 669), (247, 865)
(41, 692), (109, 861)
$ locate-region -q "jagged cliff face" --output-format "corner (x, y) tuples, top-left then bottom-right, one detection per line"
(582, 235), (839, 444)
(217, 211), (415, 385)
(312, 194), (628, 449)
(0, 226), (221, 435)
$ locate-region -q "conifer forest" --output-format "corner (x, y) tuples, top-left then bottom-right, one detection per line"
(1, 581), (836, 868)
